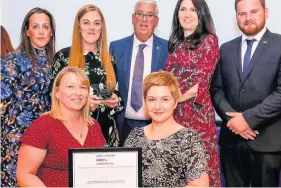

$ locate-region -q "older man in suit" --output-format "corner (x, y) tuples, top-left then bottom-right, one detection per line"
(211, 0), (281, 186)
(109, 0), (168, 145)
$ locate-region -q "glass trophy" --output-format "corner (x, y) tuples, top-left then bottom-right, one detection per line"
(91, 83), (112, 100)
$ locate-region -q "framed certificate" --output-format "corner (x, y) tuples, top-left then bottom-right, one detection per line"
(68, 147), (142, 187)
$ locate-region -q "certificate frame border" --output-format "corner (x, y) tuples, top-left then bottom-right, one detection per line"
(68, 147), (142, 187)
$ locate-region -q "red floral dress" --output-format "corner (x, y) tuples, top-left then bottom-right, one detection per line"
(165, 34), (220, 187)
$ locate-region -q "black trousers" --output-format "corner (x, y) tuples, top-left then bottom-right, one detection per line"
(220, 141), (281, 187)
(119, 118), (151, 146)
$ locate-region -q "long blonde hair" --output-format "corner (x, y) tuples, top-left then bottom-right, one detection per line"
(47, 67), (93, 125)
(69, 4), (116, 92)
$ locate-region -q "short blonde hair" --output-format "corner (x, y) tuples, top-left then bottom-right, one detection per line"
(47, 67), (93, 125)
(143, 70), (180, 101)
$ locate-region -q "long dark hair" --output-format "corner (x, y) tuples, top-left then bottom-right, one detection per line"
(168, 0), (216, 53)
(17, 7), (56, 66)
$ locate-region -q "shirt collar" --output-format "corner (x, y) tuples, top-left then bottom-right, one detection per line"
(133, 34), (153, 48)
(83, 51), (98, 55)
(242, 27), (267, 43)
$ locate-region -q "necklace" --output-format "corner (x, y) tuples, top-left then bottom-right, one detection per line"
(64, 121), (87, 139)
(87, 52), (95, 59)
(79, 133), (83, 139)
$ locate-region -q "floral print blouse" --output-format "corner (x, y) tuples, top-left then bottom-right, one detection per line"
(1, 48), (51, 187)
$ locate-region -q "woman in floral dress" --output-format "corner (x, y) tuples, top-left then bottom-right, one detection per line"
(51, 4), (122, 147)
(164, 0), (220, 186)
(1, 8), (56, 187)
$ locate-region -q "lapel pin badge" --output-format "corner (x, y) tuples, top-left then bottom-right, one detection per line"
(263, 41), (267, 44)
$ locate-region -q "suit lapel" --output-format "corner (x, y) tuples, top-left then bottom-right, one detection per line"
(124, 35), (134, 94)
(233, 37), (243, 82)
(151, 34), (161, 72)
(241, 30), (271, 83)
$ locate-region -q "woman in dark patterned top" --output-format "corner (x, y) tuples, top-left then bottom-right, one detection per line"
(0, 8), (56, 187)
(124, 71), (209, 187)
(51, 4), (123, 147)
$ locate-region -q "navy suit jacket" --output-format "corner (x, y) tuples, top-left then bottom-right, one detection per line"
(211, 30), (281, 152)
(109, 34), (168, 138)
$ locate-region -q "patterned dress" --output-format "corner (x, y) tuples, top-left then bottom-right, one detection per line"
(1, 49), (51, 187)
(164, 34), (220, 187)
(124, 127), (208, 187)
(52, 47), (123, 147)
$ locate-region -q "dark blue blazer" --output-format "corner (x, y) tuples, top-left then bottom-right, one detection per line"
(109, 34), (168, 138)
(211, 30), (281, 152)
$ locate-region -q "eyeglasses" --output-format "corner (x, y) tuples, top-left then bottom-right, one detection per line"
(134, 12), (156, 20)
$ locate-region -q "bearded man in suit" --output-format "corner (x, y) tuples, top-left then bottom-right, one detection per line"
(211, 0), (281, 186)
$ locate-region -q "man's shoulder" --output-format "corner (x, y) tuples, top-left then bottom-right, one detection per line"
(153, 34), (168, 44)
(110, 35), (134, 46)
(268, 31), (281, 41)
(220, 36), (241, 49)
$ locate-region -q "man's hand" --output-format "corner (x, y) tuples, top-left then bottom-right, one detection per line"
(239, 128), (259, 140)
(226, 112), (249, 133)
(226, 112), (259, 140)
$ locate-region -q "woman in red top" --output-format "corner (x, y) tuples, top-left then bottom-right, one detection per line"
(164, 0), (220, 187)
(16, 67), (105, 187)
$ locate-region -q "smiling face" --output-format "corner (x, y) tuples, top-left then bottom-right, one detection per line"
(132, 2), (159, 42)
(178, 0), (199, 37)
(79, 10), (102, 49)
(145, 86), (177, 124)
(236, 0), (268, 36)
(56, 72), (89, 113)
(26, 13), (52, 50)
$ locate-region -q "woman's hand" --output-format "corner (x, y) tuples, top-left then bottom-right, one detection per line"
(90, 95), (101, 111)
(189, 83), (199, 97)
(179, 83), (199, 103)
(103, 93), (119, 108)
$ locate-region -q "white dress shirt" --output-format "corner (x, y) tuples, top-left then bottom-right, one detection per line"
(241, 27), (267, 71)
(125, 35), (153, 120)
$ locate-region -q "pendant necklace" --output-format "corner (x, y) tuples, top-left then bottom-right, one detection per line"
(64, 121), (87, 139)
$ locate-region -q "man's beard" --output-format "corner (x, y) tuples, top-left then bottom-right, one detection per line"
(238, 19), (266, 36)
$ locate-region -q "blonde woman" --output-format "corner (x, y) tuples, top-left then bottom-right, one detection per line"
(51, 4), (122, 147)
(17, 67), (105, 187)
